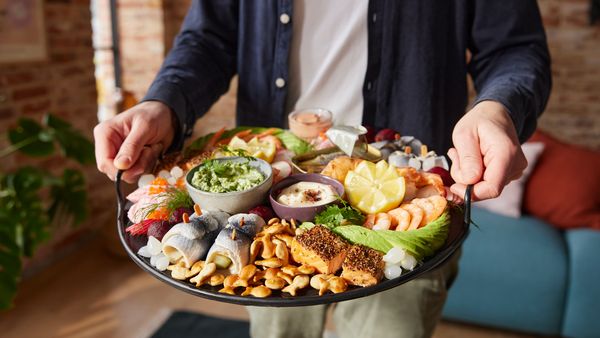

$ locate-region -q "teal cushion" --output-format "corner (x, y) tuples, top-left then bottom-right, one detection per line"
(562, 229), (600, 338)
(443, 207), (568, 335)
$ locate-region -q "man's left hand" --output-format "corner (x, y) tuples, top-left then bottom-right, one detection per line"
(448, 100), (528, 201)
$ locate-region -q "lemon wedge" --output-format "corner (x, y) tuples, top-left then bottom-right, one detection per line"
(228, 136), (277, 163)
(344, 160), (406, 214)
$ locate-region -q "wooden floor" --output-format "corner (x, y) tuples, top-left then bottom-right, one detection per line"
(0, 235), (543, 338)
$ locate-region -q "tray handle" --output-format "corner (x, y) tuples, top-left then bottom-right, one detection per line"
(116, 170), (126, 230)
(463, 184), (473, 226)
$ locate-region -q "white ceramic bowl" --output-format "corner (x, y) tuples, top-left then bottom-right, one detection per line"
(185, 156), (273, 214)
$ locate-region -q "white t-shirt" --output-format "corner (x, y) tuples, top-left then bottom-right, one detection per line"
(286, 0), (368, 126)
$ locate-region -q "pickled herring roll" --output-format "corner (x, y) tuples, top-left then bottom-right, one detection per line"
(206, 213), (266, 274)
(161, 210), (229, 268)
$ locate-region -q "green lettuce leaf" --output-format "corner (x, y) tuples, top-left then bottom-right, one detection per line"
(184, 127), (313, 157)
(273, 130), (313, 155)
(332, 211), (451, 261)
(332, 226), (393, 253)
(377, 211), (450, 260)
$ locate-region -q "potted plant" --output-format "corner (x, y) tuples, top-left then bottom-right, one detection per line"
(0, 114), (94, 309)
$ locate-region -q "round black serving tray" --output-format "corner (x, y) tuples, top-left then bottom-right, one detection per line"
(116, 170), (472, 307)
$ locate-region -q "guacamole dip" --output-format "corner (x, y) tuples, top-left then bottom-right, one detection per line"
(191, 159), (265, 193)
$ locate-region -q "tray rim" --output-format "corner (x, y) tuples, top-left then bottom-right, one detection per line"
(116, 170), (472, 307)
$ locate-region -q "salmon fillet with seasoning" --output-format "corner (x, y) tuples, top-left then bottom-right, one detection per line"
(341, 245), (384, 287)
(291, 226), (348, 274)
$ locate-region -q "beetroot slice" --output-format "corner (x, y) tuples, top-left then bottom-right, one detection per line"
(126, 219), (161, 236)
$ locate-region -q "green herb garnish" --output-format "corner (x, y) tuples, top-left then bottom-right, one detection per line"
(138, 187), (194, 221)
(215, 145), (253, 159)
(314, 199), (365, 228)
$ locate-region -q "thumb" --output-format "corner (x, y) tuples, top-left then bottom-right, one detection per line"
(114, 126), (150, 170)
(452, 130), (483, 184)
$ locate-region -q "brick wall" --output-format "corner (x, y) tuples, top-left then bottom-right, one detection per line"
(159, 0), (599, 149)
(163, 0), (191, 51)
(118, 0), (166, 102)
(0, 0), (114, 267)
(538, 0), (600, 148)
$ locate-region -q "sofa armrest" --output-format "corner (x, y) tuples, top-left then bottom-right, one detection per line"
(563, 229), (600, 338)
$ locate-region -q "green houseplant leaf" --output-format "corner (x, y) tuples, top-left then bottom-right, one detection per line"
(48, 169), (88, 225)
(0, 113), (94, 309)
(7, 118), (54, 157)
(44, 114), (95, 165)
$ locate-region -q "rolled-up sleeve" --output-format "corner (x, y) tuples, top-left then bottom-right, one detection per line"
(468, 0), (552, 143)
(143, 0), (238, 151)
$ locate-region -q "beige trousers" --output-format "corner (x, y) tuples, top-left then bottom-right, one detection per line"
(247, 251), (460, 338)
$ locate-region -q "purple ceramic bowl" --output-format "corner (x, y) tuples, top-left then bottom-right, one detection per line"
(269, 173), (345, 222)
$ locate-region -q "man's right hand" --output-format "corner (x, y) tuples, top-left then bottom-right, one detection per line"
(94, 101), (177, 183)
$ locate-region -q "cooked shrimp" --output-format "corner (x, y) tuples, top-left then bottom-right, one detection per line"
(364, 213), (392, 230)
(372, 213), (392, 230)
(415, 185), (440, 198)
(411, 196), (447, 226)
(364, 214), (376, 229)
(427, 195), (447, 220)
(411, 198), (436, 226)
(395, 167), (445, 197)
(400, 204), (424, 230)
(388, 207), (411, 231)
(419, 172), (445, 196)
(403, 181), (418, 201)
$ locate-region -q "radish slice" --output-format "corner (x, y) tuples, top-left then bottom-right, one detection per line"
(138, 174), (155, 188)
(271, 161), (292, 183)
(170, 166), (184, 179)
(273, 149), (294, 163)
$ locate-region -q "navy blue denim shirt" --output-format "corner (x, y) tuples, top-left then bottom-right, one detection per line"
(144, 0), (551, 153)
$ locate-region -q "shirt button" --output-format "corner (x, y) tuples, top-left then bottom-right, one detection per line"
(367, 81), (372, 91)
(372, 13), (377, 23)
(280, 13), (290, 24)
(275, 78), (286, 88)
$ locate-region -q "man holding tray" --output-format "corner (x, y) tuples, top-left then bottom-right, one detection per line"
(95, 1), (551, 337)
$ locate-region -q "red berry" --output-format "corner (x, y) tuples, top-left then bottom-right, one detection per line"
(169, 207), (194, 225)
(427, 167), (454, 187)
(364, 126), (376, 143)
(248, 205), (275, 221)
(374, 128), (398, 142)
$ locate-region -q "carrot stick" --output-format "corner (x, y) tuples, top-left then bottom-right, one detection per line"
(255, 128), (278, 138)
(233, 129), (253, 139)
(216, 129), (254, 146)
(241, 134), (256, 142)
(215, 137), (233, 146)
(203, 127), (226, 151)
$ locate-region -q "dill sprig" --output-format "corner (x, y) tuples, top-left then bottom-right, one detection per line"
(136, 187), (194, 221)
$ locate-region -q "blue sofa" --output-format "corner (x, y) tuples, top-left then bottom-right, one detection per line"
(443, 207), (600, 338)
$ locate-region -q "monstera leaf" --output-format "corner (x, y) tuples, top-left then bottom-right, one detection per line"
(0, 114), (93, 310)
(7, 118), (55, 157)
(48, 169), (88, 226)
(44, 115), (95, 165)
(6, 114), (94, 165)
